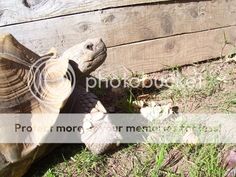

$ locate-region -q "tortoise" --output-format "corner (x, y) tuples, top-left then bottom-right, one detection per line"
(0, 33), (119, 177)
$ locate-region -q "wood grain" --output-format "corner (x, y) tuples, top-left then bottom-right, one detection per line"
(96, 26), (236, 76)
(0, 0), (169, 26)
(0, 0), (235, 56)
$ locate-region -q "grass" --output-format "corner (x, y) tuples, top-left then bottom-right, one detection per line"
(44, 169), (56, 177)
(25, 59), (236, 177)
(157, 68), (223, 102)
(208, 92), (236, 112)
(188, 145), (225, 177)
(26, 145), (107, 177)
(231, 98), (236, 104)
(132, 144), (225, 177)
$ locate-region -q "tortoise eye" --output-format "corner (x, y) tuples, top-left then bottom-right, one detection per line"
(86, 43), (94, 51)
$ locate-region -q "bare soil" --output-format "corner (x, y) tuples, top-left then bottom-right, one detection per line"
(25, 59), (236, 177)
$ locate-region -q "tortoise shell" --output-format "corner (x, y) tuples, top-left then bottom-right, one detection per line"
(0, 33), (41, 113)
(0, 33), (71, 113)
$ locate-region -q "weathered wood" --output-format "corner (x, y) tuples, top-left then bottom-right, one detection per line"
(0, 0), (169, 26)
(96, 26), (236, 76)
(0, 0), (235, 55)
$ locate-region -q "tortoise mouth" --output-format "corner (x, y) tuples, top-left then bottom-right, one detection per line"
(81, 49), (107, 74)
(91, 46), (107, 61)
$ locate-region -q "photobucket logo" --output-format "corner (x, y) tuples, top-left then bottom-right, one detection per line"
(85, 71), (203, 92)
(85, 74), (169, 91)
(27, 56), (76, 106)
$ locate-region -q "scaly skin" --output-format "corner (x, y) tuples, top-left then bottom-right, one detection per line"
(0, 34), (119, 177)
(59, 38), (119, 154)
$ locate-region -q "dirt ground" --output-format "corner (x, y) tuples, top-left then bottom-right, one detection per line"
(25, 58), (236, 177)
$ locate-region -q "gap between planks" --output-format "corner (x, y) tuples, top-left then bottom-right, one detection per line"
(0, 0), (171, 27)
(0, 0), (235, 55)
(96, 25), (236, 76)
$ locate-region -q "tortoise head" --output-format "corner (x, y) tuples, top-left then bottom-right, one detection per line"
(61, 38), (107, 75)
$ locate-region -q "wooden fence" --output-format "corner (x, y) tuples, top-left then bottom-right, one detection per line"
(0, 0), (235, 76)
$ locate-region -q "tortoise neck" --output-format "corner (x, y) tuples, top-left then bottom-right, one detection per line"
(67, 60), (87, 86)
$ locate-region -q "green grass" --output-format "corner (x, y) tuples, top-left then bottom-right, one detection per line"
(27, 60), (235, 177)
(188, 145), (225, 177)
(158, 68), (223, 102)
(26, 145), (107, 177)
(41, 148), (107, 177)
(93, 144), (227, 177)
(202, 70), (222, 96)
(230, 98), (236, 104)
(44, 169), (56, 177)
(74, 150), (106, 176)
(211, 92), (236, 112)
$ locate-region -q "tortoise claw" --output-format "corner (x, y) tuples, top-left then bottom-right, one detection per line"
(81, 114), (120, 154)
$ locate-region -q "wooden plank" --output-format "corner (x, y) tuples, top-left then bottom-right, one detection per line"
(96, 26), (236, 76)
(0, 0), (170, 26)
(0, 0), (235, 55)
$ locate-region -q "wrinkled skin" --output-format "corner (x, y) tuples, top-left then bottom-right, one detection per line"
(61, 38), (107, 75)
